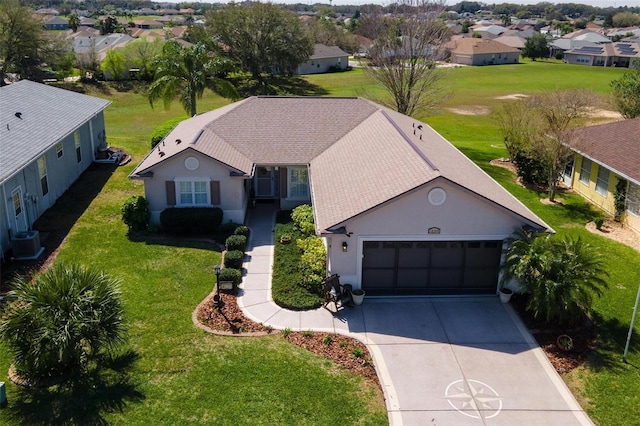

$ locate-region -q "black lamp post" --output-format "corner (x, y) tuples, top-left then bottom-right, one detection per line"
(213, 264), (224, 309)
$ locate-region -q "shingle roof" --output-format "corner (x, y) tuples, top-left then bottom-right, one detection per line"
(309, 44), (350, 60)
(446, 38), (520, 55)
(0, 80), (111, 185)
(130, 97), (550, 232)
(567, 118), (640, 185)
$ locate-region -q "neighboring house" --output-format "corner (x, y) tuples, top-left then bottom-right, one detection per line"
(72, 33), (134, 62)
(564, 118), (640, 235)
(563, 29), (611, 44)
(44, 16), (69, 30)
(133, 20), (164, 29)
(446, 38), (520, 65)
(493, 35), (526, 50)
(297, 44), (349, 75)
(0, 81), (110, 259)
(564, 42), (640, 67)
(549, 38), (600, 58)
(129, 97), (551, 295)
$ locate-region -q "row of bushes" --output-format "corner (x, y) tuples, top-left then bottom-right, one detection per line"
(221, 225), (250, 290)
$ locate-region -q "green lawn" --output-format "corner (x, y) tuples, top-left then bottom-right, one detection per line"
(1, 61), (639, 425)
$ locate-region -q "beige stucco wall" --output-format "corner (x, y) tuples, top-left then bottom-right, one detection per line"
(325, 179), (532, 288)
(142, 150), (247, 224)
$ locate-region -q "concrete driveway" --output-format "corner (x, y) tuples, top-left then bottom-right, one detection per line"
(240, 205), (592, 425)
(337, 297), (593, 425)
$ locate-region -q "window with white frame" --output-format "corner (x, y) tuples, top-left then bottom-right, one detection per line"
(579, 158), (592, 185)
(38, 157), (49, 196)
(74, 130), (82, 163)
(595, 165), (609, 197)
(627, 183), (640, 216)
(288, 167), (309, 199)
(56, 143), (63, 158)
(177, 179), (209, 206)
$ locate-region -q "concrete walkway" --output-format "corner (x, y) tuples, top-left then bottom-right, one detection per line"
(237, 204), (593, 425)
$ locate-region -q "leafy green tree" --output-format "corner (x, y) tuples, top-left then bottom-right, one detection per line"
(101, 48), (127, 80)
(0, 0), (44, 85)
(521, 32), (549, 61)
(613, 11), (640, 28)
(121, 37), (165, 81)
(0, 264), (126, 384)
(502, 230), (608, 327)
(68, 13), (80, 32)
(206, 3), (313, 80)
(149, 41), (238, 117)
(610, 60), (640, 119)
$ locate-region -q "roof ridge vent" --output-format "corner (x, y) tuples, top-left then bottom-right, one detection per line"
(382, 111), (437, 171)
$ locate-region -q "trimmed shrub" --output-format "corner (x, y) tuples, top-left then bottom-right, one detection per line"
(160, 207), (223, 235)
(291, 204), (315, 236)
(216, 222), (241, 242)
(150, 116), (187, 149)
(224, 250), (244, 269)
(234, 225), (250, 238)
(121, 195), (150, 231)
(226, 235), (247, 252)
(219, 267), (242, 286)
(297, 236), (326, 295)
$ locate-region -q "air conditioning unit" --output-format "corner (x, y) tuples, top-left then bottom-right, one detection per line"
(11, 230), (43, 259)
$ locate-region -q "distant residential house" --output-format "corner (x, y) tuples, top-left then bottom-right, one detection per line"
(44, 16), (69, 30)
(471, 24), (507, 36)
(605, 27), (640, 41)
(564, 42), (640, 67)
(0, 81), (110, 259)
(73, 33), (134, 62)
(133, 19), (164, 30)
(493, 35), (526, 50)
(297, 44), (349, 75)
(446, 38), (520, 66)
(563, 29), (610, 44)
(549, 38), (600, 58)
(35, 8), (59, 15)
(79, 17), (97, 27)
(563, 118), (640, 235)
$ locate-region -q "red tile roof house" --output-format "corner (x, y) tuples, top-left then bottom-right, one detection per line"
(129, 97), (551, 296)
(564, 118), (640, 235)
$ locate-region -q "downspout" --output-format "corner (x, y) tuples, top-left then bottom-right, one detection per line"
(89, 119), (96, 161)
(21, 169), (32, 231)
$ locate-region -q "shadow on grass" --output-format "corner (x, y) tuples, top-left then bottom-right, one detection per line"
(127, 231), (223, 252)
(8, 350), (144, 425)
(235, 76), (329, 97)
(1, 163), (117, 283)
(587, 313), (640, 372)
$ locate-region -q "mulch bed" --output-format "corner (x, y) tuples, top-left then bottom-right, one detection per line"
(510, 294), (595, 375)
(196, 292), (379, 384)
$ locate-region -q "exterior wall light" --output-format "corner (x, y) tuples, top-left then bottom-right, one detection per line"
(342, 242), (348, 252)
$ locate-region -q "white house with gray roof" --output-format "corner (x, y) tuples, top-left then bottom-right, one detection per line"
(297, 44), (349, 75)
(130, 96), (551, 296)
(0, 81), (110, 259)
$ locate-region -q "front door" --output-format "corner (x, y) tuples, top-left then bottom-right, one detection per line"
(255, 167), (274, 198)
(11, 187), (28, 233)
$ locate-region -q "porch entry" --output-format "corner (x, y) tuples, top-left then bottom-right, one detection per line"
(254, 166), (280, 199)
(361, 240), (503, 295)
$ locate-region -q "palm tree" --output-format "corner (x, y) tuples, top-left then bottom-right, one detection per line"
(502, 230), (609, 327)
(68, 13), (80, 33)
(148, 41), (238, 117)
(0, 263), (126, 384)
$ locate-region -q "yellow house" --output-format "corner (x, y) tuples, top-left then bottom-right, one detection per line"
(564, 118), (640, 235)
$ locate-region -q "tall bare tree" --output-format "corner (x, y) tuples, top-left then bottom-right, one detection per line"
(362, 1), (450, 116)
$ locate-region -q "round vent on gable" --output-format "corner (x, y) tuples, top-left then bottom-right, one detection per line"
(185, 156), (200, 171)
(428, 187), (447, 206)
